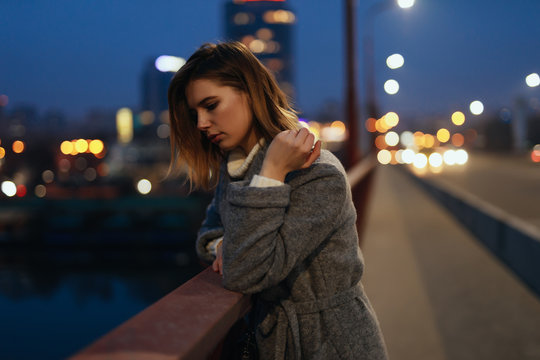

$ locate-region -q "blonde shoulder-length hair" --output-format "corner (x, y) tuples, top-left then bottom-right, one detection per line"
(168, 41), (299, 190)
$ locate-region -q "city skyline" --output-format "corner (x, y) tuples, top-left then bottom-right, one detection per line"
(1, 0), (540, 124)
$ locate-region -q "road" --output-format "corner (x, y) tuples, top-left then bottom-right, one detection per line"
(420, 151), (540, 230)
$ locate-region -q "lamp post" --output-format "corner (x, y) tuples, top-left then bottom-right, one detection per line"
(344, 0), (361, 169)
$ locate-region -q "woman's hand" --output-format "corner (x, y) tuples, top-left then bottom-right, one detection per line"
(260, 128), (322, 182)
(212, 241), (223, 275)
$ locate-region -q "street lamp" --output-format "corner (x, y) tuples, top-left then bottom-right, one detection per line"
(363, 0), (414, 121)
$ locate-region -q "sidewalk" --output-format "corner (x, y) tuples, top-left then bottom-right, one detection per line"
(360, 165), (540, 360)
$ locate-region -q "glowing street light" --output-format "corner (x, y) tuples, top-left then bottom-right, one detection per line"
(526, 73), (540, 88)
(397, 0), (415, 9)
(155, 56), (186, 73)
(470, 100), (484, 115)
(384, 79), (400, 95)
(386, 54), (404, 69)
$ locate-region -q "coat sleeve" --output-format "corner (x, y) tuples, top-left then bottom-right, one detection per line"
(221, 164), (350, 293)
(196, 193), (225, 264)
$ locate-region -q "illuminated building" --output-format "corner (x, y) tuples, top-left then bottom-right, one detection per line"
(224, 0), (296, 98)
(141, 57), (173, 119)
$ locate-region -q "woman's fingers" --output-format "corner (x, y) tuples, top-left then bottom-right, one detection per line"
(302, 140), (322, 169)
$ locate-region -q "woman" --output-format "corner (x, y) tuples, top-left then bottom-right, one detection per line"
(168, 41), (387, 360)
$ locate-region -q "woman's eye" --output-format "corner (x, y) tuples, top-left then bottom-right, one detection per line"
(206, 102), (217, 111)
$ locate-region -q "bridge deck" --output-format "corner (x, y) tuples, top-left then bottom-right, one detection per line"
(361, 165), (540, 360)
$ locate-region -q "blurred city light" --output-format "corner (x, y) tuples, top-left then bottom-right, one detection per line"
(385, 131), (400, 146)
(377, 149), (392, 164)
(89, 140), (105, 154)
(263, 9), (295, 24)
(386, 54), (404, 69)
(1, 181), (17, 197)
(16, 184), (27, 197)
(60, 141), (73, 155)
(451, 111), (465, 126)
(137, 179), (152, 195)
(413, 153), (428, 169)
(532, 144), (540, 163)
(384, 112), (399, 127)
(443, 150), (457, 165)
(451, 133), (465, 147)
(75, 139), (89, 153)
(42, 170), (54, 183)
(384, 79), (400, 95)
(117, 108), (134, 144)
(0, 146), (5, 159)
(526, 73), (540, 88)
(12, 140), (25, 154)
(437, 128), (450, 143)
(34, 184), (46, 198)
(455, 149), (469, 165)
(402, 149), (415, 164)
(470, 100), (484, 115)
(365, 117), (377, 133)
(429, 152), (443, 167)
(155, 56), (186, 73)
(397, 0), (415, 9)
(423, 134), (435, 148)
(400, 131), (414, 147)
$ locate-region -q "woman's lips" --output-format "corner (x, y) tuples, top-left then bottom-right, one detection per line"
(208, 133), (223, 144)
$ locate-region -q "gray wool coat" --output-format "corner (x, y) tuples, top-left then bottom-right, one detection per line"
(196, 146), (388, 360)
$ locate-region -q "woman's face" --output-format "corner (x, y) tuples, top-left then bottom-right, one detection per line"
(186, 78), (258, 154)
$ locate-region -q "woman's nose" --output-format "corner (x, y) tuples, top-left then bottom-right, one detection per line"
(196, 113), (211, 131)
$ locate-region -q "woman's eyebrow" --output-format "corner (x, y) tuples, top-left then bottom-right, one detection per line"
(197, 96), (218, 107)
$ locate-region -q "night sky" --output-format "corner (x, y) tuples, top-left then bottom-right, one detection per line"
(1, 0), (540, 125)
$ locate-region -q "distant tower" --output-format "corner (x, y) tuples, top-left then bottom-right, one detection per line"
(224, 0), (296, 99)
(141, 57), (173, 119)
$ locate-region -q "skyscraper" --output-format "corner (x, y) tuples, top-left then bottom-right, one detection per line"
(224, 0), (296, 99)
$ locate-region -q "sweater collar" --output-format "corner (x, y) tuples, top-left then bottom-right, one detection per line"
(227, 138), (266, 178)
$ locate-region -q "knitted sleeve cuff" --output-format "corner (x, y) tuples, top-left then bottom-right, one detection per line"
(227, 180), (291, 208)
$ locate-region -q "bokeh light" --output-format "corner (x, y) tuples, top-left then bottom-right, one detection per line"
(429, 153), (443, 167)
(60, 140), (73, 155)
(0, 147), (5, 159)
(384, 112), (399, 127)
(35, 184), (47, 198)
(385, 131), (400, 146)
(12, 140), (25, 153)
(397, 0), (415, 9)
(377, 150), (392, 165)
(400, 131), (414, 147)
(16, 184), (27, 197)
(137, 179), (152, 195)
(525, 73), (540, 87)
(89, 140), (105, 154)
(451, 133), (465, 147)
(413, 153), (428, 169)
(75, 139), (88, 153)
(470, 100), (484, 115)
(455, 149), (469, 165)
(443, 150), (457, 165)
(365, 118), (377, 133)
(402, 149), (415, 164)
(42, 170), (54, 183)
(437, 128), (450, 143)
(451, 111), (465, 126)
(531, 144), (540, 163)
(155, 55), (186, 73)
(1, 181), (17, 197)
(384, 79), (400, 95)
(386, 54), (404, 69)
